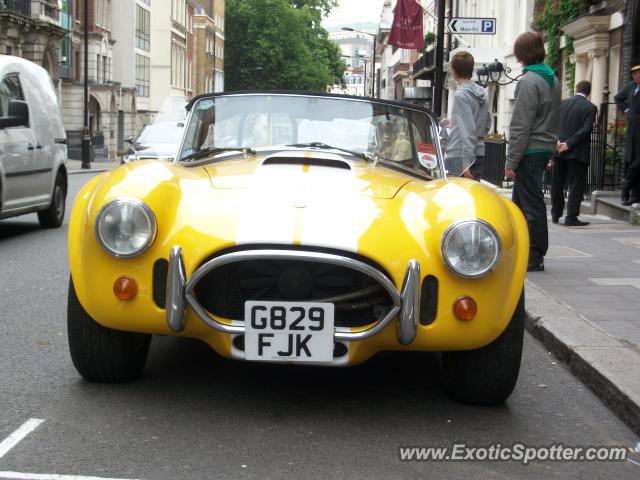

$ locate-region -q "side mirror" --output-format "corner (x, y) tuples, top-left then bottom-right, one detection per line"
(0, 100), (29, 129)
(126, 136), (134, 144)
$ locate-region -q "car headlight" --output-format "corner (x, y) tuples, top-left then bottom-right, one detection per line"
(95, 198), (157, 257)
(441, 219), (501, 278)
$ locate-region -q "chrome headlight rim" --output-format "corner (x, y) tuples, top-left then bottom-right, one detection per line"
(441, 218), (502, 279)
(95, 197), (157, 258)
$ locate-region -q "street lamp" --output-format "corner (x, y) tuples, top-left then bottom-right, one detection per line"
(342, 27), (377, 98)
(476, 59), (522, 87)
(81, 0), (91, 169)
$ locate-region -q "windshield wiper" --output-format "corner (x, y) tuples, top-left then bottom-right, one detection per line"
(180, 146), (256, 163)
(286, 142), (373, 163)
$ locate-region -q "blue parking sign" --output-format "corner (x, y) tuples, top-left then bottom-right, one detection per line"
(482, 20), (495, 33)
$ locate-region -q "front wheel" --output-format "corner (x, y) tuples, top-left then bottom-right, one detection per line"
(38, 172), (66, 228)
(442, 292), (525, 406)
(67, 278), (151, 382)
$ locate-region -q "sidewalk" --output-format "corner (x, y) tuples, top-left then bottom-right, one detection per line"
(523, 208), (640, 435)
(66, 158), (120, 174)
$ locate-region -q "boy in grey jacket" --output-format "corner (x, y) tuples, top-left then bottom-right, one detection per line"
(505, 32), (560, 272)
(442, 51), (491, 179)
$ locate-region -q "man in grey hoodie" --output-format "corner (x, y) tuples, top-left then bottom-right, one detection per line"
(442, 51), (492, 180)
(505, 32), (561, 272)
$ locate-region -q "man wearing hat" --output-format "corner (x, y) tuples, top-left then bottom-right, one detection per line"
(614, 63), (640, 205)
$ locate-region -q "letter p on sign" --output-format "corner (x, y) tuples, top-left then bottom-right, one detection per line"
(482, 20), (494, 33)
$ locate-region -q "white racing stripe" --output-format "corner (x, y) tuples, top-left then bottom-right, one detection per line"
(235, 163), (300, 245)
(298, 164), (369, 252)
(235, 155), (374, 252)
(0, 419), (44, 459)
(0, 473), (139, 480)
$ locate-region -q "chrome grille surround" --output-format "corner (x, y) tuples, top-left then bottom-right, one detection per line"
(166, 247), (420, 343)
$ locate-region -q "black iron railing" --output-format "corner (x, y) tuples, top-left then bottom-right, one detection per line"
(588, 102), (626, 196)
(0, 0), (30, 16)
(66, 130), (106, 161)
(413, 49), (435, 77)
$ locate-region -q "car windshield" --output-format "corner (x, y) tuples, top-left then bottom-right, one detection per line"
(137, 123), (183, 144)
(178, 94), (443, 178)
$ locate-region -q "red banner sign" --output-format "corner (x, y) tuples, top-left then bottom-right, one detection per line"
(388, 0), (424, 50)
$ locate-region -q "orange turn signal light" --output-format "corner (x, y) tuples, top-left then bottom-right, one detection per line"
(453, 296), (477, 321)
(113, 276), (138, 301)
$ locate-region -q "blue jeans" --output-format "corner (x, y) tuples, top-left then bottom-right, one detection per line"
(512, 152), (551, 266)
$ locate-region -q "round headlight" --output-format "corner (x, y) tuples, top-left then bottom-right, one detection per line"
(95, 198), (156, 257)
(441, 219), (501, 278)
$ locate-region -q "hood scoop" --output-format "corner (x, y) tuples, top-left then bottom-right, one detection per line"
(262, 156), (351, 170)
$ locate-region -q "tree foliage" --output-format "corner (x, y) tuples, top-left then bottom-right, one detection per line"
(225, 0), (345, 91)
(532, 0), (579, 91)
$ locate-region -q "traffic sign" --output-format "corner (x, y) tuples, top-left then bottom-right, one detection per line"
(448, 18), (496, 35)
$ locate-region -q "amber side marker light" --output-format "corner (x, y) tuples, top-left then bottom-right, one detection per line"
(113, 276), (138, 301)
(453, 296), (477, 321)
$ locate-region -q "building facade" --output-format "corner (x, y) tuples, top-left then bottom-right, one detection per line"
(192, 0), (225, 96)
(0, 0), (68, 81)
(150, 0), (191, 113)
(58, 0), (138, 161)
(327, 23), (377, 97)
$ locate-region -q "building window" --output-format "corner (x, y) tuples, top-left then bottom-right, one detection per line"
(136, 54), (150, 97)
(135, 5), (150, 51)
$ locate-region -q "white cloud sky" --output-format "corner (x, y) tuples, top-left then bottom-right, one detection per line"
(322, 0), (386, 27)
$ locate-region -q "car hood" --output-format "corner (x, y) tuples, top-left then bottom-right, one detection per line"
(201, 150), (411, 200)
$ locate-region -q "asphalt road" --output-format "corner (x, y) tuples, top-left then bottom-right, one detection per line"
(0, 173), (638, 480)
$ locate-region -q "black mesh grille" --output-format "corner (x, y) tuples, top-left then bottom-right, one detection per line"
(153, 259), (169, 308)
(192, 258), (394, 328)
(420, 275), (438, 325)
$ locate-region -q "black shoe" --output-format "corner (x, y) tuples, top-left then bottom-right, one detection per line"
(564, 217), (590, 227)
(621, 183), (630, 203)
(551, 216), (559, 224)
(527, 262), (544, 272)
(622, 198), (640, 206)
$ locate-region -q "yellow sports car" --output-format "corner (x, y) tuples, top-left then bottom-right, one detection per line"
(68, 92), (528, 405)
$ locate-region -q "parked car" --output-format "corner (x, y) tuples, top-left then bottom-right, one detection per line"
(121, 121), (184, 164)
(0, 55), (67, 227)
(67, 92), (528, 405)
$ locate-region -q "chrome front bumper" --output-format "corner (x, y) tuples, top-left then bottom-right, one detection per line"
(166, 246), (420, 345)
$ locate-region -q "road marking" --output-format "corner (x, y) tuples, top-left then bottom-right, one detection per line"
(545, 246), (592, 258)
(0, 473), (139, 480)
(614, 238), (640, 248)
(589, 278), (640, 290)
(0, 419), (44, 459)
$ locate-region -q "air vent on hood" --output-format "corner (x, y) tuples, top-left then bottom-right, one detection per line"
(262, 157), (351, 170)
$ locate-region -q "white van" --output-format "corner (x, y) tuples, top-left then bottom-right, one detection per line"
(0, 55), (67, 228)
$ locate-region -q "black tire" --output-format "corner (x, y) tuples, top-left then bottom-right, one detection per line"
(442, 291), (525, 406)
(38, 172), (66, 228)
(67, 278), (151, 382)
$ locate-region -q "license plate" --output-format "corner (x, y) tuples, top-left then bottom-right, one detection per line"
(244, 301), (335, 362)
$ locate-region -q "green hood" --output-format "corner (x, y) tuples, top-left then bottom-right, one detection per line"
(523, 64), (556, 86)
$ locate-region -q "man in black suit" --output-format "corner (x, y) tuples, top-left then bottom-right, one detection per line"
(551, 80), (597, 226)
(614, 63), (640, 206)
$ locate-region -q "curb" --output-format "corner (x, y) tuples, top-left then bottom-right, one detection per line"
(68, 167), (112, 175)
(524, 280), (640, 436)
